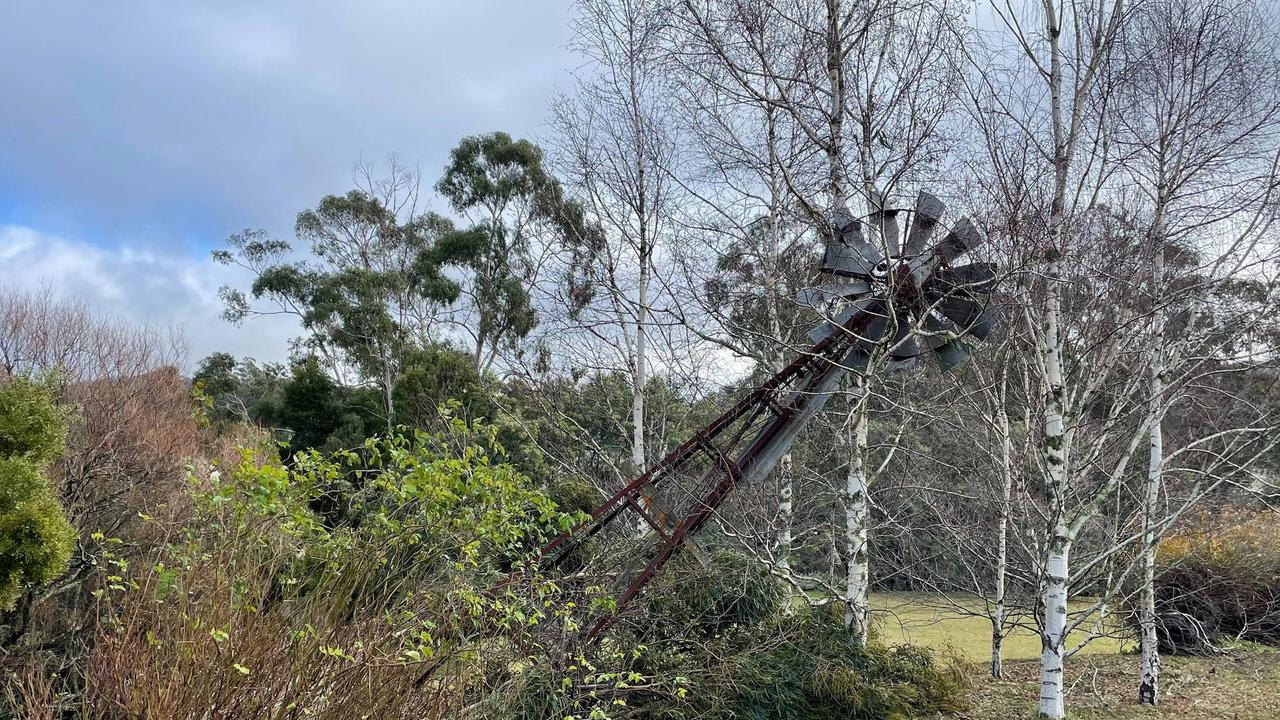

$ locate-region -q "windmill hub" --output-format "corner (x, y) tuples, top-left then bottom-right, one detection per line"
(804, 190), (998, 370)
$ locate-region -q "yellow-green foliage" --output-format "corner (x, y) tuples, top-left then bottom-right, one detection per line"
(1154, 510), (1280, 652)
(0, 377), (66, 463)
(0, 378), (74, 609)
(1158, 509), (1279, 565)
(79, 417), (597, 719)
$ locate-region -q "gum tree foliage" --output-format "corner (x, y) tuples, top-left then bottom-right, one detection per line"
(0, 377), (74, 609)
(436, 131), (601, 371)
(214, 175), (475, 431)
(192, 352), (287, 425)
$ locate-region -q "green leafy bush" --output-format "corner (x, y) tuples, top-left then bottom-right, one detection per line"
(0, 378), (74, 609)
(70, 417), (594, 720)
(518, 551), (970, 720)
(702, 607), (970, 720)
(644, 549), (783, 637)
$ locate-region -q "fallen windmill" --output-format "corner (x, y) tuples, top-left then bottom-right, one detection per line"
(538, 190), (998, 639)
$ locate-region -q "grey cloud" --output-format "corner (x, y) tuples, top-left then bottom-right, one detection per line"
(0, 1), (575, 365)
(0, 1), (574, 247)
(0, 223), (302, 367)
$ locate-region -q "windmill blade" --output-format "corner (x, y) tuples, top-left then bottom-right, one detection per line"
(937, 296), (998, 340)
(839, 344), (872, 374)
(807, 297), (879, 345)
(932, 263), (997, 293)
(888, 356), (918, 372)
(904, 191), (945, 256)
(887, 312), (919, 359)
(876, 211), (901, 257)
(794, 280), (872, 307)
(867, 191), (902, 257)
(861, 313), (890, 344)
(908, 218), (987, 288)
(922, 312), (972, 370)
(933, 339), (970, 371)
(937, 217), (984, 262)
(822, 210), (882, 277)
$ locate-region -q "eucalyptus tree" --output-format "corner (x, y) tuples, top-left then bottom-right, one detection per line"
(436, 132), (597, 372)
(215, 163), (471, 431)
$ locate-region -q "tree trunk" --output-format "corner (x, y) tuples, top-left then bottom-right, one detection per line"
(824, 0), (847, 212)
(1040, 536), (1071, 720)
(1138, 413), (1162, 705)
(843, 395), (871, 643)
(992, 380), (1013, 678)
(1139, 202), (1167, 705)
(377, 338), (395, 433)
(777, 453), (794, 572)
(763, 106), (795, 577)
(632, 240), (649, 475)
(1038, 258), (1071, 718)
(1039, 4), (1072, 711)
(1038, 243), (1071, 718)
(383, 362), (395, 433)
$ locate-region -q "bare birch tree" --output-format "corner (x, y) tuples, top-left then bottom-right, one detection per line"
(1110, 0), (1280, 703)
(549, 0), (681, 489)
(673, 0), (967, 640)
(967, 1), (1128, 716)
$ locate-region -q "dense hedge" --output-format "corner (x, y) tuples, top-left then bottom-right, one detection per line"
(518, 549), (970, 719)
(1154, 511), (1280, 653)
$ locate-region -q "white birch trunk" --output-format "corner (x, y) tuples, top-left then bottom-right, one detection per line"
(1138, 406), (1162, 705)
(1039, 4), (1073, 711)
(1038, 259), (1071, 720)
(1040, 537), (1071, 719)
(629, 235), (650, 534)
(764, 111), (794, 575)
(1038, 196), (1070, 718)
(1139, 204), (1167, 705)
(777, 454), (794, 573)
(992, 380), (1014, 678)
(629, 120), (651, 532)
(843, 397), (871, 642)
(632, 243), (648, 475)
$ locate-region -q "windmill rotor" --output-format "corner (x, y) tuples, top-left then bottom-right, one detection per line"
(801, 190), (999, 372)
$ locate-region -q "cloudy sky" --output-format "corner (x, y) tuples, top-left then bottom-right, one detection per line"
(0, 1), (575, 366)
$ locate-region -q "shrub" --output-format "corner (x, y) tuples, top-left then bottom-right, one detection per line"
(643, 549), (783, 638)
(517, 552), (970, 720)
(1154, 510), (1280, 653)
(12, 418), (591, 720)
(0, 379), (74, 610)
(707, 607), (971, 720)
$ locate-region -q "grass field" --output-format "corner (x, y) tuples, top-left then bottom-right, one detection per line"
(856, 592), (1280, 719)
(867, 592), (1133, 662)
(952, 651), (1280, 719)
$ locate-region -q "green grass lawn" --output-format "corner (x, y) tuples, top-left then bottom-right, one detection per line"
(852, 592), (1280, 719)
(865, 591), (1134, 662)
